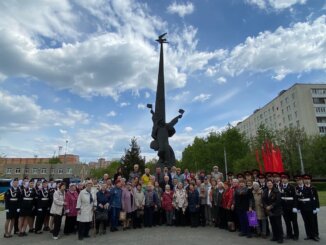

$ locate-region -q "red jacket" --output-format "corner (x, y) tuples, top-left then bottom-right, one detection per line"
(161, 191), (174, 211)
(222, 188), (234, 209)
(65, 190), (79, 217)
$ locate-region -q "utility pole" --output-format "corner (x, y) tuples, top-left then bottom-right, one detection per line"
(297, 143), (305, 174)
(224, 147), (228, 177)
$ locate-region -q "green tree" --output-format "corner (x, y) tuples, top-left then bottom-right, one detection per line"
(49, 157), (61, 164)
(121, 137), (145, 178)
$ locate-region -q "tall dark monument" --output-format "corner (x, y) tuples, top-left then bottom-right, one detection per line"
(147, 33), (184, 169)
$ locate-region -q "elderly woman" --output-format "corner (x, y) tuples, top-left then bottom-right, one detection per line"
(233, 179), (253, 238)
(96, 183), (109, 235)
(153, 181), (163, 226)
(252, 182), (267, 238)
(50, 183), (66, 240)
(122, 182), (136, 230)
(187, 183), (200, 227)
(161, 185), (174, 226)
(64, 183), (79, 235)
(173, 182), (188, 226)
(222, 182), (235, 231)
(76, 181), (97, 240)
(134, 183), (145, 228)
(144, 184), (158, 227)
(263, 180), (283, 243)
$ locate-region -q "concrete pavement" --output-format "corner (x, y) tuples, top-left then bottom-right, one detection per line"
(0, 207), (325, 245)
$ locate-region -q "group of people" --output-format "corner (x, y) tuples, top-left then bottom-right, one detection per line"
(4, 164), (321, 243)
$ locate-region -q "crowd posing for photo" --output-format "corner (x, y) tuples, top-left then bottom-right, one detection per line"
(4, 164), (320, 243)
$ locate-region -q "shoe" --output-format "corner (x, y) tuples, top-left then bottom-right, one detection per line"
(304, 237), (311, 240)
(277, 240), (283, 244)
(270, 238), (278, 241)
(18, 232), (24, 237)
(261, 235), (267, 239)
(293, 237), (298, 241)
(239, 233), (246, 237)
(95, 230), (99, 235)
(3, 234), (12, 238)
(43, 227), (50, 231)
(78, 237), (83, 240)
(102, 230), (106, 235)
(35, 231), (43, 234)
(53, 237), (58, 240)
(312, 237), (319, 242)
(247, 234), (252, 238)
(29, 229), (35, 233)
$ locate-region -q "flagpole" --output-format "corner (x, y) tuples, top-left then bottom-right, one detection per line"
(224, 147), (228, 177)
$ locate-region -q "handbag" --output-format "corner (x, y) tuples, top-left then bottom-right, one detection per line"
(119, 211), (126, 221)
(247, 211), (258, 227)
(95, 210), (108, 221)
(136, 209), (144, 218)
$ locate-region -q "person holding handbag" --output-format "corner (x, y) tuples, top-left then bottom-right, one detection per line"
(134, 184), (145, 228)
(96, 183), (110, 235)
(50, 183), (66, 240)
(122, 182), (136, 230)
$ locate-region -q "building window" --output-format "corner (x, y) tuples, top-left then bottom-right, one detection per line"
(41, 168), (47, 174)
(25, 168), (29, 174)
(6, 168), (12, 174)
(313, 98), (326, 104)
(296, 120), (300, 127)
(312, 89), (326, 94)
(33, 168), (38, 174)
(316, 107), (326, 113)
(58, 169), (63, 174)
(295, 111), (298, 118)
(51, 168), (55, 174)
(288, 114), (292, 121)
(292, 93), (295, 99)
(15, 168), (20, 174)
(66, 168), (72, 174)
(280, 100), (283, 107)
(319, 126), (326, 134)
(285, 97), (289, 103)
(316, 117), (326, 123)
(293, 102), (296, 108)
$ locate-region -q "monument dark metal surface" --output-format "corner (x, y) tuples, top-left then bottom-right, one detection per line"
(147, 33), (184, 169)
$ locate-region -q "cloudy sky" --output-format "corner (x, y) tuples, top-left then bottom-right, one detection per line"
(0, 0), (325, 163)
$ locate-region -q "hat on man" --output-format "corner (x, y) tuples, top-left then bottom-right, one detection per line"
(281, 173), (290, 179)
(213, 166), (219, 169)
(294, 174), (302, 181)
(258, 173), (265, 179)
(302, 174), (312, 180)
(237, 173), (244, 179)
(227, 172), (233, 176)
(252, 169), (260, 174)
(13, 178), (19, 182)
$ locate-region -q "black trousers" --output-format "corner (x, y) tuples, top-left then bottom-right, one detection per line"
(282, 208), (299, 238)
(269, 215), (283, 241)
(199, 205), (206, 226)
(175, 209), (186, 226)
(144, 206), (154, 227)
(95, 219), (107, 232)
(313, 213), (319, 237)
(64, 216), (77, 234)
(301, 210), (317, 239)
(78, 222), (90, 239)
(35, 208), (47, 232)
(133, 210), (143, 228)
(153, 208), (162, 226)
(190, 212), (199, 227)
(52, 214), (62, 237)
(219, 207), (228, 229)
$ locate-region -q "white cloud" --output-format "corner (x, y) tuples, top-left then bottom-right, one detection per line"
(184, 126), (193, 132)
(210, 89), (240, 107)
(0, 1), (221, 100)
(218, 16), (326, 80)
(120, 102), (130, 107)
(59, 129), (68, 135)
(107, 111), (117, 117)
(0, 90), (90, 131)
(144, 92), (150, 98)
(192, 93), (211, 102)
(137, 103), (146, 109)
(167, 2), (194, 17)
(246, 0), (307, 10)
(217, 76), (227, 84)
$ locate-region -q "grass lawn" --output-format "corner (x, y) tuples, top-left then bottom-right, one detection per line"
(319, 191), (326, 207)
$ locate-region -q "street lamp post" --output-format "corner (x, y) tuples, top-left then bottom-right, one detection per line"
(64, 140), (68, 164)
(297, 143), (305, 174)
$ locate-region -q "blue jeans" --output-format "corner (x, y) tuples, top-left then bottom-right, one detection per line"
(111, 207), (121, 229)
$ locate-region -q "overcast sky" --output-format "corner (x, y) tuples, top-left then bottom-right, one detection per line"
(0, 0), (325, 163)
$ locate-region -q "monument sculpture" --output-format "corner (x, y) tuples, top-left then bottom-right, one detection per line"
(147, 33), (184, 169)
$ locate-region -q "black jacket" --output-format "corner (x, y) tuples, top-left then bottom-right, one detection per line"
(262, 188), (282, 216)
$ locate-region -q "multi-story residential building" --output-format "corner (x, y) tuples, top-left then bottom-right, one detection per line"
(236, 83), (326, 138)
(88, 158), (111, 169)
